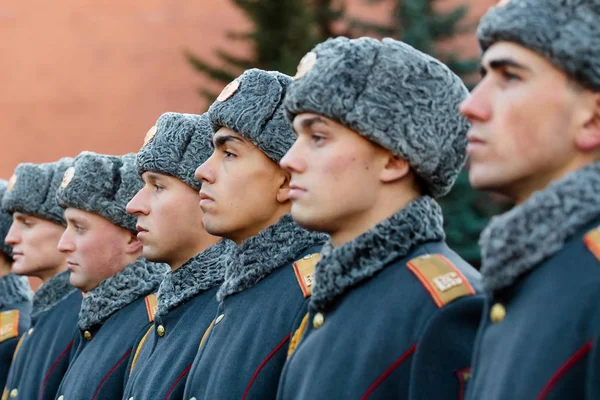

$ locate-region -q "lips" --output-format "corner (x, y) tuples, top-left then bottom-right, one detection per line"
(199, 192), (214, 202)
(11, 252), (23, 260)
(288, 184), (307, 200)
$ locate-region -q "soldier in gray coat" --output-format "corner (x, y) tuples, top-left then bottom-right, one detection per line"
(278, 36), (483, 399)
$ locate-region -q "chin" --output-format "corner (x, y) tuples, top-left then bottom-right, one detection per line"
(290, 211), (329, 234)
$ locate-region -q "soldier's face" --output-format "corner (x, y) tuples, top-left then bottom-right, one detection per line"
(126, 172), (213, 269)
(281, 113), (390, 239)
(5, 212), (66, 279)
(59, 208), (134, 292)
(460, 42), (600, 203)
(195, 127), (290, 244)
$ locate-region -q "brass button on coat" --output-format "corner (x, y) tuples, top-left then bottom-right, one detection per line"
(490, 303), (506, 323)
(9, 389), (18, 398)
(157, 325), (165, 337)
(83, 331), (92, 341)
(57, 396), (64, 400)
(313, 312), (324, 329)
(215, 314), (224, 325)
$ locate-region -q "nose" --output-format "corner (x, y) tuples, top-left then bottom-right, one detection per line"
(459, 82), (492, 123)
(195, 155), (216, 185)
(57, 229), (75, 253)
(280, 140), (306, 174)
(126, 188), (149, 216)
(5, 221), (20, 246)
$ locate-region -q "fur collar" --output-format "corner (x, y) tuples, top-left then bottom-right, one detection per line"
(0, 274), (33, 308)
(32, 270), (78, 319)
(480, 162), (600, 293)
(217, 214), (327, 301)
(311, 196), (445, 310)
(156, 240), (233, 318)
(78, 258), (168, 330)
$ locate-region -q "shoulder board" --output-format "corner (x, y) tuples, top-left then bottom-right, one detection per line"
(144, 294), (158, 323)
(0, 310), (20, 342)
(406, 254), (475, 308)
(584, 227), (600, 261)
(293, 253), (321, 298)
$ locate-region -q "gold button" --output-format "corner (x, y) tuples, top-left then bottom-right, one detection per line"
(28, 328), (34, 335)
(490, 303), (506, 323)
(9, 388), (18, 398)
(190, 398), (197, 400)
(83, 331), (92, 341)
(57, 396), (64, 400)
(313, 312), (324, 329)
(129, 397), (134, 400)
(215, 314), (224, 325)
(157, 325), (165, 337)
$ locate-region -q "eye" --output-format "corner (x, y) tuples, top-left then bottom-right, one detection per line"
(153, 184), (164, 192)
(501, 70), (521, 82)
(75, 225), (85, 234)
(311, 133), (326, 145)
(22, 219), (33, 227)
(224, 150), (237, 159)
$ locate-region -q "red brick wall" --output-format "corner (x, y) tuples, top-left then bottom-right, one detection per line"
(0, 0), (495, 179)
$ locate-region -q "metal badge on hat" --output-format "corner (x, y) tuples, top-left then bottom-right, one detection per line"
(143, 126), (157, 147)
(217, 80), (240, 102)
(293, 52), (317, 81)
(7, 175), (16, 192)
(61, 167), (75, 189)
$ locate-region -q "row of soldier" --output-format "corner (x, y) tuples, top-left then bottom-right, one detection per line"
(0, 0), (599, 399)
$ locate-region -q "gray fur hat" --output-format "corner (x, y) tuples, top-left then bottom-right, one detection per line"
(136, 112), (212, 191)
(209, 69), (294, 163)
(2, 158), (73, 226)
(478, 0), (600, 91)
(284, 37), (470, 198)
(56, 152), (141, 232)
(0, 181), (13, 257)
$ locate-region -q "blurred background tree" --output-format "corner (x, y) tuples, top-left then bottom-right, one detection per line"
(187, 0), (506, 266)
(186, 0), (346, 102)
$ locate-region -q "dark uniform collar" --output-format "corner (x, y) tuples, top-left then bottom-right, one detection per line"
(0, 273), (33, 308)
(480, 161), (600, 293)
(217, 214), (327, 301)
(32, 269), (78, 319)
(311, 196), (445, 311)
(78, 258), (168, 331)
(155, 239), (233, 318)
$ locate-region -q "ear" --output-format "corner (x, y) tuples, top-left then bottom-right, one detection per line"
(125, 232), (143, 254)
(276, 169), (291, 203)
(575, 93), (600, 151)
(380, 154), (411, 183)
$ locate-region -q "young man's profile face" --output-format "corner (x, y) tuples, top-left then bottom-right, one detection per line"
(59, 208), (134, 292)
(195, 127), (289, 243)
(126, 172), (208, 267)
(460, 41), (596, 202)
(5, 212), (66, 277)
(280, 113), (390, 234)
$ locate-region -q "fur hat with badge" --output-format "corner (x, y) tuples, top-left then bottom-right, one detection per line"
(284, 36), (470, 198)
(56, 152), (142, 233)
(136, 112), (213, 191)
(208, 68), (295, 163)
(2, 157), (73, 225)
(0, 180), (14, 257)
(478, 0), (600, 91)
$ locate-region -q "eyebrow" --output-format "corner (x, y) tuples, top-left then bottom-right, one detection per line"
(480, 58), (532, 76)
(297, 116), (328, 131)
(143, 171), (162, 183)
(213, 134), (244, 148)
